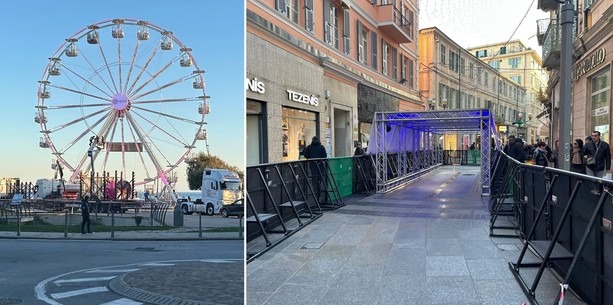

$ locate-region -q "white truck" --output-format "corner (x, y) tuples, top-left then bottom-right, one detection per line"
(180, 169), (242, 216)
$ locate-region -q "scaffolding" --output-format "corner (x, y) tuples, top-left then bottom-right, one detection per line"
(371, 109), (499, 196)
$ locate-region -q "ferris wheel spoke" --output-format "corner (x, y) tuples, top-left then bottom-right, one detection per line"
(47, 107), (111, 133)
(101, 116), (120, 174)
(119, 119), (127, 178)
(47, 84), (110, 102)
(96, 41), (119, 93)
(130, 105), (204, 125)
(129, 75), (192, 101)
(125, 112), (173, 180)
(60, 64), (114, 99)
(125, 114), (153, 180)
(125, 46), (160, 96)
(130, 109), (191, 146)
(78, 47), (118, 95)
(128, 57), (179, 97)
(44, 102), (110, 110)
(122, 39), (141, 95)
(131, 96), (204, 105)
(59, 109), (113, 155)
(70, 113), (118, 181)
(117, 36), (123, 93)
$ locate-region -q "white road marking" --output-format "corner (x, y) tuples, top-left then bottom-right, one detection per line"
(100, 298), (143, 305)
(85, 268), (140, 273)
(138, 262), (175, 267)
(54, 276), (116, 284)
(50, 286), (109, 299)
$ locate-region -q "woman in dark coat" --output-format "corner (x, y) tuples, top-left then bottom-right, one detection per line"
(570, 138), (586, 174)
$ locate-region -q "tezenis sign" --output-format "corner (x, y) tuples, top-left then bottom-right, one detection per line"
(287, 89), (319, 106)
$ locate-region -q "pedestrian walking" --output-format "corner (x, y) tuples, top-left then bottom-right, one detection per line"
(570, 139), (586, 174)
(584, 131), (611, 195)
(81, 196), (92, 234)
(533, 141), (552, 167)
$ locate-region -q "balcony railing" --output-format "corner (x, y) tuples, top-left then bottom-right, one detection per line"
(377, 4), (412, 43)
(540, 18), (577, 69)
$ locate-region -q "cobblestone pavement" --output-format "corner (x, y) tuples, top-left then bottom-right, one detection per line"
(111, 260), (244, 305)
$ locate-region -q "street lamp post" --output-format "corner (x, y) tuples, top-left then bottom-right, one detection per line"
(558, 0), (574, 171)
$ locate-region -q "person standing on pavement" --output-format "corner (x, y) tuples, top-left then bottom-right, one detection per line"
(81, 196), (92, 234)
(354, 142), (365, 156)
(584, 130), (611, 195)
(552, 140), (560, 168)
(509, 137), (526, 163)
(304, 136), (327, 159)
(469, 142), (476, 165)
(570, 139), (586, 174)
(304, 136), (327, 201)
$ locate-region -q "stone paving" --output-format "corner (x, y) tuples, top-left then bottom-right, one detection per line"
(247, 166), (587, 305)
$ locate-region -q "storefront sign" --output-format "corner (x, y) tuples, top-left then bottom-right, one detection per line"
(245, 77), (265, 94)
(287, 90), (319, 106)
(572, 48), (606, 82)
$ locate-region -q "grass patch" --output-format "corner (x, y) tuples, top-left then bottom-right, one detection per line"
(0, 223), (173, 233)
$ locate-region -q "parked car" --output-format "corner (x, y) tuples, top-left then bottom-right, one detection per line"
(220, 198), (244, 218)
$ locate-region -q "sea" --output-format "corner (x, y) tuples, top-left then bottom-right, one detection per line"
(176, 191), (202, 201)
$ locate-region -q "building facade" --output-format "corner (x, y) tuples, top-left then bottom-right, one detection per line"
(468, 40), (549, 144)
(246, 0), (422, 165)
(419, 27), (527, 148)
(539, 0), (612, 146)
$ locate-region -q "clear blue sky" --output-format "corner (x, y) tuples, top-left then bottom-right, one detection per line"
(0, 0), (245, 191)
(420, 0), (549, 53)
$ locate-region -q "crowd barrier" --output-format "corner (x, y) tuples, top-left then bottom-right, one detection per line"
(490, 152), (613, 305)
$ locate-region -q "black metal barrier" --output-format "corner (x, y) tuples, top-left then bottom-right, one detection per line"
(490, 152), (613, 305)
(353, 155), (376, 194)
(246, 159), (344, 261)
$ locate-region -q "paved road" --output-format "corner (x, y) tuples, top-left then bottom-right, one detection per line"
(0, 239), (243, 305)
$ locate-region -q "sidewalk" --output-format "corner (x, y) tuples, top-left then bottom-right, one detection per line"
(247, 166), (586, 305)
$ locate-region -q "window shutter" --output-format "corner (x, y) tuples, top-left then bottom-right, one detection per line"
(392, 47), (398, 80)
(408, 58), (414, 87)
(372, 32), (378, 70)
(275, 0), (286, 13)
(323, 0), (331, 42)
(343, 10), (350, 55)
(305, 0), (314, 33)
(357, 20), (363, 62)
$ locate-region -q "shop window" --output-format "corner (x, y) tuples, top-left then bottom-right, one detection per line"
(247, 100), (266, 165)
(590, 69), (611, 143)
(282, 107), (317, 161)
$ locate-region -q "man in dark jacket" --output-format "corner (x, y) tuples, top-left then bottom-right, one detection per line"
(81, 196), (92, 234)
(503, 136), (515, 156)
(304, 136), (327, 201)
(509, 137), (526, 163)
(584, 130), (611, 195)
(304, 136), (327, 159)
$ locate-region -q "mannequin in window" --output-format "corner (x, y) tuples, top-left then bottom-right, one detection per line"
(298, 124), (306, 158)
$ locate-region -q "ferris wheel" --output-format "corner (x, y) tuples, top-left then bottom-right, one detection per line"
(36, 19), (209, 187)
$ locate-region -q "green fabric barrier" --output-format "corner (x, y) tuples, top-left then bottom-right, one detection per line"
(327, 157), (353, 199)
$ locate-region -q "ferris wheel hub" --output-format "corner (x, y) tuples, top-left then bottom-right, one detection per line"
(111, 93), (129, 110)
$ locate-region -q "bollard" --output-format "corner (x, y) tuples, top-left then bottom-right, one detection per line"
(239, 212), (243, 238)
(150, 204), (153, 227)
(111, 209), (115, 238)
(199, 212), (202, 238)
(16, 207), (21, 237)
(64, 209), (68, 238)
